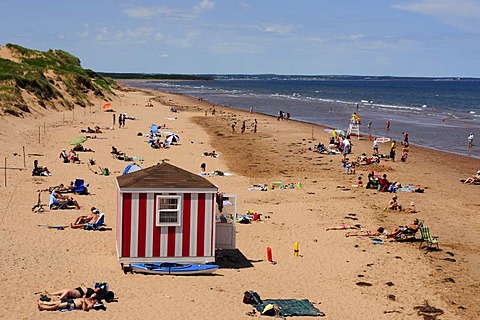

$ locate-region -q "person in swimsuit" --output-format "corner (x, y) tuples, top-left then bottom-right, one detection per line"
(38, 296), (97, 311)
(325, 224), (361, 231)
(387, 218), (420, 238)
(47, 285), (114, 302)
(345, 227), (385, 237)
(70, 207), (101, 229)
(47, 286), (97, 301)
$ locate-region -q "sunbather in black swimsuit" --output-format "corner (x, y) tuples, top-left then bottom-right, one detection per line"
(76, 287), (95, 298)
(65, 298), (77, 310)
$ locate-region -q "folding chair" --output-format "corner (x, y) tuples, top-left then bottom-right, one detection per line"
(71, 179), (89, 195)
(84, 213), (105, 230)
(419, 226), (439, 250)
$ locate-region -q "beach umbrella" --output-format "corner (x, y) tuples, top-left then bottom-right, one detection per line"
(69, 136), (87, 145)
(122, 164), (142, 175)
(323, 128), (337, 136)
(102, 103), (112, 110)
(150, 124), (159, 133)
(335, 129), (346, 136)
(166, 134), (180, 144)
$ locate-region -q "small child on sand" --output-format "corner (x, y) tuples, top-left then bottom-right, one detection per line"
(357, 176), (363, 187)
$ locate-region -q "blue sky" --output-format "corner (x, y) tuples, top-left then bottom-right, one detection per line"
(1, 0), (480, 77)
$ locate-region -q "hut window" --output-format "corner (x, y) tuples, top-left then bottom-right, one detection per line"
(156, 195), (182, 226)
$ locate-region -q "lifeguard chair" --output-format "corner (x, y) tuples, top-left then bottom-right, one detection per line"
(347, 113), (361, 139)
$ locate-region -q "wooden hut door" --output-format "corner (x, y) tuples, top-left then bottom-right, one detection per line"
(215, 194), (236, 249)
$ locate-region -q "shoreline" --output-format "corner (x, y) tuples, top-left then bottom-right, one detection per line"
(1, 85), (479, 319)
(122, 79), (480, 160)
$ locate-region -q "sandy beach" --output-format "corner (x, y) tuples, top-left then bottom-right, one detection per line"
(0, 85), (479, 319)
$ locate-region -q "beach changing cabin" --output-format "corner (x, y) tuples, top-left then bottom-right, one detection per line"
(116, 162), (231, 270)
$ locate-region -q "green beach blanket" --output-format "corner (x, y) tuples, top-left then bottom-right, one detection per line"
(253, 299), (324, 317)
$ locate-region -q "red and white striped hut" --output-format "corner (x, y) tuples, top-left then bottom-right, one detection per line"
(116, 162), (218, 269)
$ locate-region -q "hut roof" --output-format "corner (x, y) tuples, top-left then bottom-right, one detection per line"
(117, 162), (217, 190)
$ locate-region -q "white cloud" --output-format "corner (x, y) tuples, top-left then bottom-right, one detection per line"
(393, 0), (480, 33)
(339, 34), (365, 41)
(123, 6), (187, 20)
(393, 0), (480, 17)
(259, 23), (294, 36)
(76, 24), (90, 39)
(167, 31), (199, 48)
(194, 0), (215, 11)
(155, 32), (164, 41)
(239, 2), (252, 10)
(160, 54), (169, 58)
(96, 27), (109, 41)
(116, 27), (154, 40)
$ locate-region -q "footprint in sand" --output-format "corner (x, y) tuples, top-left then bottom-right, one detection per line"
(356, 282), (372, 287)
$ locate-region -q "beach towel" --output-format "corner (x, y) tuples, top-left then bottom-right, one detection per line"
(253, 299), (324, 317)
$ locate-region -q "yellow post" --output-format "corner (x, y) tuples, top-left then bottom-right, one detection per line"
(294, 241), (299, 256)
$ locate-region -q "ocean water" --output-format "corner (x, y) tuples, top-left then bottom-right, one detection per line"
(123, 75), (480, 159)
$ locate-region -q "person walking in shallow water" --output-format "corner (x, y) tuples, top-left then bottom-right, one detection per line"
(386, 119), (391, 130)
(468, 133), (474, 148)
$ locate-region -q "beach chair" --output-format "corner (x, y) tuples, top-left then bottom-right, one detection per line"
(419, 226), (439, 250)
(84, 213), (105, 230)
(71, 179), (89, 195)
(395, 220), (423, 241)
(49, 192), (75, 210)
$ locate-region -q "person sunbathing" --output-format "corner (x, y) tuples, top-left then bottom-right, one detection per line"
(32, 160), (51, 176)
(38, 296), (98, 311)
(387, 218), (420, 238)
(463, 170), (480, 184)
(73, 144), (94, 152)
(111, 146), (124, 156)
(67, 149), (80, 163)
(50, 187), (80, 209)
(326, 224), (361, 231)
(345, 227), (385, 237)
(71, 207), (100, 229)
(45, 285), (114, 302)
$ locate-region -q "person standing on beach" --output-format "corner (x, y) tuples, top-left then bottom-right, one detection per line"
(373, 138), (379, 156)
(386, 119), (391, 130)
(253, 119), (258, 133)
(113, 113), (116, 126)
(402, 131), (409, 145)
(390, 140), (397, 162)
(231, 122), (236, 133)
(468, 133), (474, 147)
(241, 121), (246, 134)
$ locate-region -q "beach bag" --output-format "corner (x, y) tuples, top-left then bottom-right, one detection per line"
(102, 168), (110, 176)
(95, 282), (109, 291)
(243, 290), (262, 305)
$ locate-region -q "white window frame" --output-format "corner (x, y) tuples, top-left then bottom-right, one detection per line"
(156, 195), (182, 227)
